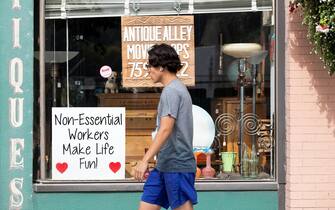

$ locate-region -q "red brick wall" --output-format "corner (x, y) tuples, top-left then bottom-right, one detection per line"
(286, 2), (335, 210)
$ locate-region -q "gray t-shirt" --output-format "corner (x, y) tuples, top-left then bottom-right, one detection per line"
(155, 79), (196, 173)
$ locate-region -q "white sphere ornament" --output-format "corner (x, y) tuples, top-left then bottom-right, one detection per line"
(192, 105), (215, 150)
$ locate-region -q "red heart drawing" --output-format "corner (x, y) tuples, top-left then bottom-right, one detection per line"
(109, 162), (121, 173)
(56, 162), (68, 173)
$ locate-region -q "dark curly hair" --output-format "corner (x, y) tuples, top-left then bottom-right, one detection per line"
(148, 43), (183, 73)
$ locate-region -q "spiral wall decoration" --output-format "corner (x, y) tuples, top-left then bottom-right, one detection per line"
(215, 113), (236, 136)
(242, 113), (260, 135)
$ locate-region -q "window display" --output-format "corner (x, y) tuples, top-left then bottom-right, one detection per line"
(34, 11), (275, 182)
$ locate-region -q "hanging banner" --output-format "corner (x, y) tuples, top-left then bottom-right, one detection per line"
(121, 15), (195, 87)
(52, 107), (125, 180)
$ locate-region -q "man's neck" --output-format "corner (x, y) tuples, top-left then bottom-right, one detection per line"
(161, 73), (178, 86)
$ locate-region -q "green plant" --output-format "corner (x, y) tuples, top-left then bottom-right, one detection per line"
(289, 0), (335, 75)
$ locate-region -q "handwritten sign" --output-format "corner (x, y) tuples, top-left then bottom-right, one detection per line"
(121, 15), (195, 87)
(52, 108), (125, 180)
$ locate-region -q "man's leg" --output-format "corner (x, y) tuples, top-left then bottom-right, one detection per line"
(138, 201), (161, 210)
(164, 172), (197, 210)
(140, 169), (168, 210)
(173, 200), (193, 210)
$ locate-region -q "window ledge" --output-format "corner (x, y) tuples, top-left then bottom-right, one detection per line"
(33, 180), (278, 192)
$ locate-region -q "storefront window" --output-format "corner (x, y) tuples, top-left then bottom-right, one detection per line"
(34, 1), (275, 183)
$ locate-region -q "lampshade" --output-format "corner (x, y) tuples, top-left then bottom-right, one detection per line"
(222, 43), (262, 58)
(34, 51), (79, 63)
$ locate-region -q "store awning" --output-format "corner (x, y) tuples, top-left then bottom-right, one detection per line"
(45, 0), (273, 19)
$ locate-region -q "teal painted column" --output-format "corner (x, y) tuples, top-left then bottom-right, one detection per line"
(0, 0), (34, 209)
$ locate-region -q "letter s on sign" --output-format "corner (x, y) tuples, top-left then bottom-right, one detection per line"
(9, 178), (24, 208)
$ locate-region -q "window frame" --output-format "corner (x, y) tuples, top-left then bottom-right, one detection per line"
(45, 0), (273, 19)
(34, 0), (285, 192)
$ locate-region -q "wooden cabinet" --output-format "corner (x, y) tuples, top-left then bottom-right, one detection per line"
(96, 93), (160, 162)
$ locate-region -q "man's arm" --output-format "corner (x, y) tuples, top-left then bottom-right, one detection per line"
(134, 115), (175, 181)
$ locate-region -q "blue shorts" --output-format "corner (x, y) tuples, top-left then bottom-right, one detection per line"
(141, 168), (198, 210)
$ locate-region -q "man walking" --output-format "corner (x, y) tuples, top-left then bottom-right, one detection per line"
(134, 43), (197, 210)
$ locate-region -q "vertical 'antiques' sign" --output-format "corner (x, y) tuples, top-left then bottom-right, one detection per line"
(52, 108), (125, 180)
(121, 15), (195, 87)
(1, 0), (33, 209)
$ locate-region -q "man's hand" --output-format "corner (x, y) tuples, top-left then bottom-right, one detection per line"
(134, 160), (149, 182)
